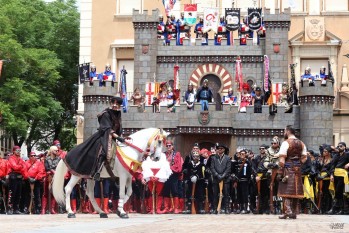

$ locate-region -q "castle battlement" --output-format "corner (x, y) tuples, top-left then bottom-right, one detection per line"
(299, 80), (335, 97)
(132, 9), (159, 23)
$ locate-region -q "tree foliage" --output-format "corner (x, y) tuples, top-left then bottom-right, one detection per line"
(0, 0), (79, 153)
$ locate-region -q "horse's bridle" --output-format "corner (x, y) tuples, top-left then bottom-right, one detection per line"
(118, 129), (166, 160)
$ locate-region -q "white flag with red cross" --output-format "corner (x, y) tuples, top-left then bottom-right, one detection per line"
(272, 83), (283, 104)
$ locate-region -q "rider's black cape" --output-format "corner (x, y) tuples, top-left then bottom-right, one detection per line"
(64, 108), (121, 178)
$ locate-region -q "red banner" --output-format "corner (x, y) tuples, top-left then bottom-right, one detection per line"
(235, 58), (243, 92)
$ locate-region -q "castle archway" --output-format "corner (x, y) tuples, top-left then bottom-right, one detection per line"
(189, 64), (233, 94)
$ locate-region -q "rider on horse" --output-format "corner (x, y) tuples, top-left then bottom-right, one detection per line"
(64, 96), (125, 180)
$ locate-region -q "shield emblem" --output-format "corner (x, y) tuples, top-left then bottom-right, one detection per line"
(198, 111), (210, 125)
(142, 44), (149, 54)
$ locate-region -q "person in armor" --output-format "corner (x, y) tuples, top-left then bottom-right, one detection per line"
(43, 146), (61, 214)
(64, 97), (124, 180)
(210, 143), (231, 214)
(239, 16), (251, 45)
(252, 87), (265, 113)
(25, 152), (46, 214)
(327, 142), (349, 214)
(176, 12), (189, 45)
(214, 16), (227, 45)
(277, 125), (308, 219)
(222, 88), (237, 106)
(7, 146), (27, 215)
(317, 146), (333, 214)
(185, 151), (206, 214)
(157, 15), (166, 44)
(267, 136), (282, 214)
(315, 66), (328, 86)
(89, 64), (98, 86)
(194, 16), (208, 45)
(162, 140), (183, 214)
(301, 66), (315, 86)
(164, 16), (176, 45)
(253, 145), (271, 214)
(98, 64), (116, 87)
(196, 79), (213, 111)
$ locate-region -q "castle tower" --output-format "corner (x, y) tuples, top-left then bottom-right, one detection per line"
(82, 81), (117, 139)
(264, 8), (291, 83)
(299, 80), (335, 151)
(132, 9), (159, 92)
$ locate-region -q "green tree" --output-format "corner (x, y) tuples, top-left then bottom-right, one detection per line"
(0, 0), (79, 153)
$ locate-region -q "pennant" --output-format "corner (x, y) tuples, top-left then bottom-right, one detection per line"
(225, 8), (240, 31)
(184, 4), (197, 26)
(119, 68), (128, 113)
(162, 0), (177, 16)
(264, 55), (269, 92)
(248, 8), (262, 31)
(173, 64), (180, 103)
(203, 8), (219, 33)
(0, 60), (3, 78)
(78, 63), (90, 84)
(235, 58), (243, 92)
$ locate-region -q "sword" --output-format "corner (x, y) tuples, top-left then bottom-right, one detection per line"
(302, 184), (319, 212)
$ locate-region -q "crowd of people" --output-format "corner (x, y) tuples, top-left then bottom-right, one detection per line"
(0, 126), (348, 217)
(157, 13), (266, 46)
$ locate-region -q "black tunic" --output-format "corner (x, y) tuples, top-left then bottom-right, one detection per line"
(64, 108), (121, 178)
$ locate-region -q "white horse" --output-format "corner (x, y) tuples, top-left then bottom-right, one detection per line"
(52, 128), (167, 218)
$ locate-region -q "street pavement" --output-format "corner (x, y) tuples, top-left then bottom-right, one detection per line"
(0, 213), (348, 233)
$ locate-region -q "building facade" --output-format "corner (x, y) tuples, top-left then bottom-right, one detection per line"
(78, 0), (349, 153)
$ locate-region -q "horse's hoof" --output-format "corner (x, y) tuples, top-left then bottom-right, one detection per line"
(116, 210), (129, 219)
(67, 213), (76, 218)
(100, 213), (108, 218)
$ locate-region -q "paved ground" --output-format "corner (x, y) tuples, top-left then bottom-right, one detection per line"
(0, 213), (348, 233)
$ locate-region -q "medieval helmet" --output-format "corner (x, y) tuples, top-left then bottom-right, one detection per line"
(105, 63), (111, 71)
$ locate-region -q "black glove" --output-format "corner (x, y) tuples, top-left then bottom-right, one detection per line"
(29, 178), (36, 184)
(182, 169), (188, 175)
(217, 174), (224, 181)
(116, 137), (125, 143)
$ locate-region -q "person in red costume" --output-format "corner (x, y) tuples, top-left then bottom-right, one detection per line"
(25, 151), (46, 214)
(7, 145), (27, 214)
(0, 152), (9, 214)
(161, 140), (183, 214)
(239, 83), (252, 113)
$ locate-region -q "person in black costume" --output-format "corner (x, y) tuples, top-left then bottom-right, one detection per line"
(64, 96), (124, 180)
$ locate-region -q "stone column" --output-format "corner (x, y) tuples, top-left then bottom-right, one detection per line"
(299, 80), (335, 151)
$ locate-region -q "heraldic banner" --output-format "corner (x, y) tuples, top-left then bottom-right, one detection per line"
(225, 8), (240, 31)
(272, 83), (283, 104)
(145, 82), (160, 106)
(78, 63), (90, 84)
(203, 8), (219, 33)
(184, 4), (197, 26)
(247, 8), (262, 31)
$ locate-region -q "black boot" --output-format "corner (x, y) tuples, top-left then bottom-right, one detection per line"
(336, 199), (344, 215)
(93, 155), (105, 181)
(327, 199), (337, 215)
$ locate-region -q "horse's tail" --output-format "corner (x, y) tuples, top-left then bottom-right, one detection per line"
(52, 160), (68, 206)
